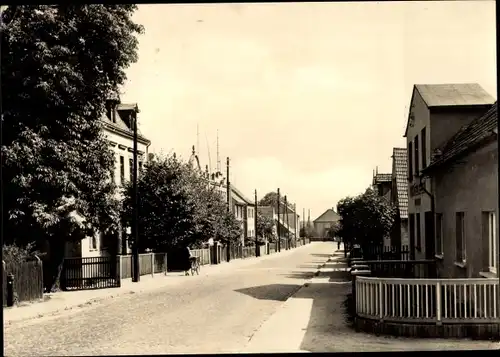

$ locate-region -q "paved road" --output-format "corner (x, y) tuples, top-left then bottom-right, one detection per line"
(4, 242), (334, 356)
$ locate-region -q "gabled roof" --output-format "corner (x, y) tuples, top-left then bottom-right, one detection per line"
(373, 173), (392, 184)
(230, 185), (254, 206)
(404, 83), (495, 137)
(423, 102), (497, 173)
(101, 103), (150, 144)
(416, 83), (495, 108)
(392, 147), (408, 219)
(313, 209), (340, 223)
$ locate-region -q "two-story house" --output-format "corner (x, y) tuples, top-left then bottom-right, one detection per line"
(404, 83), (495, 261)
(66, 98), (151, 259)
(421, 103), (497, 279)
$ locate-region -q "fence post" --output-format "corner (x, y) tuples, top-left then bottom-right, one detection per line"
(436, 281), (442, 325)
(116, 255), (122, 287)
(150, 253), (154, 278)
(119, 255), (123, 280)
(379, 281), (383, 321)
(6, 273), (15, 307)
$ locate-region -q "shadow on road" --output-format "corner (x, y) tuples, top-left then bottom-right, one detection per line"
(234, 284), (303, 302)
(310, 253), (332, 258)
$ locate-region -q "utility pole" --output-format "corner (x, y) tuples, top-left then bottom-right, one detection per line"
(303, 207), (306, 245)
(294, 203), (297, 247)
(226, 157), (231, 262)
(284, 195), (289, 250)
(132, 110), (140, 283)
(255, 189), (259, 257)
(277, 188), (281, 252)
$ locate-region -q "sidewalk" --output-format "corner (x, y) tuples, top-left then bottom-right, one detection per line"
(244, 245), (500, 352)
(3, 243), (313, 324)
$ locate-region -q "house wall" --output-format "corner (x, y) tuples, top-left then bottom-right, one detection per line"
(314, 222), (332, 238)
(430, 107), (492, 152)
(247, 206), (255, 238)
(98, 125), (149, 257)
(406, 93), (491, 261)
(406, 89), (432, 260)
(401, 219), (409, 247)
(433, 140), (498, 279)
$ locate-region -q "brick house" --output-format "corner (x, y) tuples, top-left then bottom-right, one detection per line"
(390, 148), (409, 250)
(421, 103), (498, 279)
(403, 83), (495, 262)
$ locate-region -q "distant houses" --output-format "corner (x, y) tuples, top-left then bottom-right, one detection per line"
(374, 82), (497, 279)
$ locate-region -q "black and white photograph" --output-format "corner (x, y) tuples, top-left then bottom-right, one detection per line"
(2, 1), (499, 355)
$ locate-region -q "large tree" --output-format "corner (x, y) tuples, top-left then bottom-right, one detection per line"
(121, 154), (242, 252)
(337, 188), (396, 257)
(256, 211), (275, 243)
(258, 191), (294, 211)
(1, 5), (143, 291)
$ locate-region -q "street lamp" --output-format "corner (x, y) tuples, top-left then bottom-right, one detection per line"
(131, 111), (140, 283)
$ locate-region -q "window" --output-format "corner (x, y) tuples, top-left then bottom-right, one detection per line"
(455, 212), (466, 263)
(414, 134), (420, 175)
(129, 158), (133, 182)
(421, 127), (427, 168)
(409, 213), (415, 257)
(485, 212), (497, 273)
(435, 213), (443, 256)
(416, 213), (421, 250)
(139, 161), (143, 176)
(408, 142), (413, 182)
(120, 156), (125, 185)
(89, 233), (98, 251)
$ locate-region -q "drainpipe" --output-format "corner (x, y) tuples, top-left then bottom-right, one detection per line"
(420, 175), (436, 276)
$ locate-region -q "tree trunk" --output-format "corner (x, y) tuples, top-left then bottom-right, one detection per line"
(44, 240), (66, 293)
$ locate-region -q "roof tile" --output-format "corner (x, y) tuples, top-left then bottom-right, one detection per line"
(393, 147), (408, 219)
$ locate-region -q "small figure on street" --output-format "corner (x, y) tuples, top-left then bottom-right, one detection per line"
(337, 240), (341, 250)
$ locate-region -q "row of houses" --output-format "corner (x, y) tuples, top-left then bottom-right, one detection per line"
(373, 83), (497, 279)
(70, 97), (300, 259)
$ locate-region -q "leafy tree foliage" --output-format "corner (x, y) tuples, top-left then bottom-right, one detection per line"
(336, 188), (396, 256)
(299, 221), (315, 238)
(256, 211), (275, 242)
(326, 221), (341, 239)
(258, 191), (294, 211)
(121, 154), (242, 252)
(1, 5), (143, 291)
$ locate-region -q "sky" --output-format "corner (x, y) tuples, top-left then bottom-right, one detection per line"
(121, 1), (497, 221)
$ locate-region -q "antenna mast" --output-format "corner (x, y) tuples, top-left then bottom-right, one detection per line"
(205, 132), (212, 174)
(216, 129), (221, 173)
(197, 123), (200, 159)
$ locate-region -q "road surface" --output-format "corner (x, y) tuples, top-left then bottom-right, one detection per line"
(4, 242), (333, 356)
